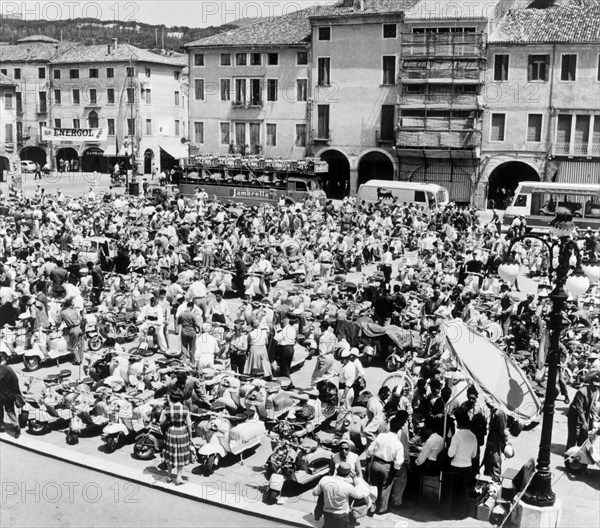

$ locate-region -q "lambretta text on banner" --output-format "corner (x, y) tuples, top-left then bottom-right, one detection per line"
(41, 126), (107, 143)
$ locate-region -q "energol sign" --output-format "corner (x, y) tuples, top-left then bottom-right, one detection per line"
(41, 126), (107, 142)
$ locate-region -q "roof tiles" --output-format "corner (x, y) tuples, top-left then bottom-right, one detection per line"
(50, 42), (186, 66)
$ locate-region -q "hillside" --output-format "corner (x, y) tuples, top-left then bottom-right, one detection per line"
(0, 18), (237, 51)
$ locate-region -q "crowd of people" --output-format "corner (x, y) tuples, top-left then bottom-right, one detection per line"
(0, 182), (599, 526)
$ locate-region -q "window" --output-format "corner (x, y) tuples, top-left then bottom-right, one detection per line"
(72, 89), (80, 104)
(249, 79), (261, 105)
(220, 122), (230, 145)
(382, 56), (396, 85)
(0, 68), (6, 76)
(575, 115), (590, 153)
(318, 27), (331, 41)
(380, 105), (395, 141)
(127, 88), (135, 104)
(89, 88), (97, 104)
(221, 53), (231, 66)
(235, 122), (246, 145)
(560, 54), (577, 81)
(556, 114), (572, 148)
(126, 66), (134, 77)
(295, 124), (306, 147)
(317, 105), (329, 139)
(193, 122), (204, 144)
(16, 122), (22, 141)
(297, 51), (308, 65)
(194, 53), (205, 67)
(383, 24), (397, 38)
(250, 53), (262, 65)
(38, 67), (46, 79)
(88, 111), (98, 128)
(107, 88), (115, 104)
(16, 93), (22, 113)
(107, 118), (115, 135)
(174, 70), (181, 80)
(4, 93), (13, 109)
(69, 69), (79, 79)
(174, 91), (180, 106)
(267, 53), (279, 66)
(406, 85), (423, 93)
(493, 54), (509, 81)
(266, 124), (277, 146)
(5, 124), (13, 144)
(317, 58), (331, 86)
(235, 79), (247, 105)
(598, 55), (600, 81)
(53, 69), (60, 79)
(175, 120), (180, 136)
(53, 118), (61, 128)
(528, 55), (549, 81)
(127, 118), (135, 136)
(89, 68), (98, 78)
(146, 119), (152, 135)
(13, 68), (21, 80)
(296, 79), (308, 102)
(527, 114), (543, 142)
(54, 89), (61, 105)
(236, 53), (247, 66)
(490, 113), (506, 141)
(194, 79), (205, 100)
(145, 67), (151, 77)
(221, 79), (231, 101)
(144, 88), (152, 104)
(38, 92), (47, 113)
(249, 122), (261, 146)
(107, 67), (114, 78)
(72, 118), (80, 129)
(267, 79), (278, 102)
(462, 85), (477, 93)
(38, 122), (46, 137)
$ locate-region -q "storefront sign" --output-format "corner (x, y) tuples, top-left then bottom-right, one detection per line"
(41, 126), (107, 143)
(229, 188), (275, 199)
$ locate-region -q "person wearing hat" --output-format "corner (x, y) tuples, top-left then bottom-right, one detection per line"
(159, 388), (194, 485)
(229, 319), (249, 374)
(56, 298), (85, 365)
(566, 371), (600, 451)
(313, 461), (365, 528)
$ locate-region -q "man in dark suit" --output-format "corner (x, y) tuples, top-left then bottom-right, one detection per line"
(566, 372), (600, 450)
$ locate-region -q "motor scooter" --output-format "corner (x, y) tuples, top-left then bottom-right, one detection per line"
(22, 325), (76, 371)
(133, 402), (167, 460)
(24, 372), (75, 435)
(193, 405), (266, 476)
(564, 426), (600, 474)
(65, 382), (110, 445)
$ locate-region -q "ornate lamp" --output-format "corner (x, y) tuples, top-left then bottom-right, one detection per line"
(565, 266), (591, 299)
(582, 254), (600, 283)
(498, 256), (520, 284)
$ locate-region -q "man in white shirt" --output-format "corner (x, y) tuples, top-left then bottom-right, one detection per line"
(195, 323), (220, 370)
(381, 244), (393, 284)
(448, 410), (478, 519)
(274, 317), (298, 386)
(137, 296), (167, 352)
(415, 417), (445, 473)
(366, 417), (405, 515)
(339, 349), (357, 408)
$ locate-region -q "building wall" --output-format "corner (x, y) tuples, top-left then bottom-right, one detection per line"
(478, 42), (600, 206)
(187, 46), (309, 159)
(0, 83), (19, 171)
(310, 16), (401, 191)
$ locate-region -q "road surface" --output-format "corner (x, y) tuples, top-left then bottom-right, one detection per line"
(0, 443), (281, 528)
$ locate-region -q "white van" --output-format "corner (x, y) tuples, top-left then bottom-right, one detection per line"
(356, 180), (449, 209)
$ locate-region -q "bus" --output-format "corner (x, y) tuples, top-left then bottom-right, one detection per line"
(179, 154), (327, 205)
(503, 182), (600, 231)
(356, 181), (449, 209)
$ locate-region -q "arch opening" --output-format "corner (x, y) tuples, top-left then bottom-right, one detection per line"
(319, 149), (350, 199)
(487, 161), (540, 209)
(56, 147), (79, 171)
(358, 151), (394, 186)
(20, 146), (46, 166)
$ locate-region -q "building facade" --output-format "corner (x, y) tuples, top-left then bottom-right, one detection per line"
(185, 10), (312, 162)
(0, 73), (18, 178)
(479, 1), (600, 209)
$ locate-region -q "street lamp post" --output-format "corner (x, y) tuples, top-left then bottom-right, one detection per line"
(498, 215), (598, 508)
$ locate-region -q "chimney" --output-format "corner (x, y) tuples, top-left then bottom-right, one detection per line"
(112, 38), (118, 51)
(107, 43), (111, 54)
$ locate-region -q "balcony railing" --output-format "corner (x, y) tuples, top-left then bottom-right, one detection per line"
(36, 105), (48, 114)
(397, 129), (479, 149)
(312, 129), (331, 143)
(400, 68), (481, 82)
(399, 116), (477, 130)
(399, 93), (479, 107)
(400, 33), (483, 57)
(376, 130), (395, 145)
(232, 100), (263, 108)
(553, 142), (600, 157)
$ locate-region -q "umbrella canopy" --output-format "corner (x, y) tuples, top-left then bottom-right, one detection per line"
(442, 320), (542, 424)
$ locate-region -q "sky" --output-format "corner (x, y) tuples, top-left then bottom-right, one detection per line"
(1, 0), (334, 27)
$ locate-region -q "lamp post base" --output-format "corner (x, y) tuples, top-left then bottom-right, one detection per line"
(513, 499), (562, 528)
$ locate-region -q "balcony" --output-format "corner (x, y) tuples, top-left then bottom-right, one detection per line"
(553, 142), (600, 157)
(400, 68), (481, 84)
(399, 92), (479, 109)
(400, 33), (484, 58)
(376, 130), (395, 145)
(36, 106), (48, 115)
(232, 100), (263, 109)
(397, 119), (480, 149)
(312, 129), (331, 144)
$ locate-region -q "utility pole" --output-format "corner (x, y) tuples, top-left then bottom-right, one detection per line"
(127, 56), (136, 191)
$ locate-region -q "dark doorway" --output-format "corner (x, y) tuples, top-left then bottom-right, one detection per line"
(319, 150), (350, 199)
(81, 148), (107, 172)
(20, 146), (46, 166)
(487, 161), (540, 209)
(358, 151), (394, 186)
(144, 149), (154, 175)
(56, 147), (79, 171)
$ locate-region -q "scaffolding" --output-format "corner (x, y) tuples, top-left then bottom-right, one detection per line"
(396, 29), (487, 203)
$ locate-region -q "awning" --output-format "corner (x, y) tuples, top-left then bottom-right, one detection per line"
(442, 320), (542, 424)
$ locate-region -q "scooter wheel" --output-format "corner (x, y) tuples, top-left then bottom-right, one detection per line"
(385, 355), (401, 373)
(106, 435), (120, 453)
(204, 453), (220, 476)
(23, 356), (40, 372)
(266, 488), (280, 505)
(28, 420), (48, 435)
(133, 441), (156, 460)
(88, 335), (103, 352)
(564, 455), (588, 474)
(66, 431), (79, 445)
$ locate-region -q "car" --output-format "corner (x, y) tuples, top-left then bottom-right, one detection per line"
(20, 160), (37, 173)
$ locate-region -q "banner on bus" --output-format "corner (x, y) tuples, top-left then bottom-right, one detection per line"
(41, 126), (107, 143)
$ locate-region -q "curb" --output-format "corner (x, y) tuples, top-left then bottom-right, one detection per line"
(0, 434), (317, 528)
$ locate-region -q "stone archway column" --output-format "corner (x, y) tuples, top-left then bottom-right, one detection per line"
(348, 155), (359, 196)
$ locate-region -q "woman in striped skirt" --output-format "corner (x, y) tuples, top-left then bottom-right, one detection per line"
(159, 389), (194, 485)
